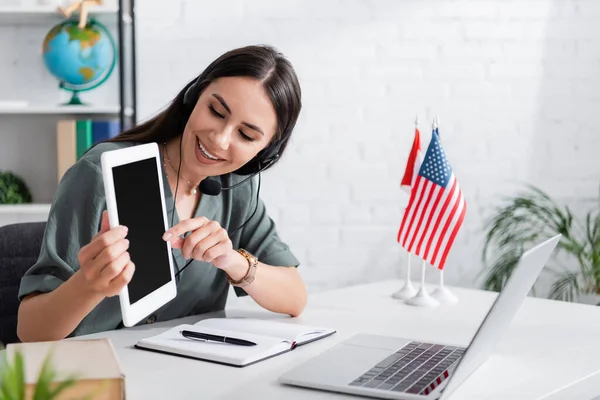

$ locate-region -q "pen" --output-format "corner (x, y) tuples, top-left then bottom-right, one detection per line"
(180, 330), (257, 346)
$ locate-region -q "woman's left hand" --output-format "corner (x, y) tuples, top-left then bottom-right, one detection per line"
(162, 217), (239, 272)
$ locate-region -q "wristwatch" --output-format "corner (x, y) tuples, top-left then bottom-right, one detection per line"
(227, 249), (258, 288)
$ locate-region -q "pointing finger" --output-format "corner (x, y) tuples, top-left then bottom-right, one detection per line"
(163, 217), (209, 242)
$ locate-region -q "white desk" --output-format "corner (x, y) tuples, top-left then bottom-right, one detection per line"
(78, 280), (600, 400)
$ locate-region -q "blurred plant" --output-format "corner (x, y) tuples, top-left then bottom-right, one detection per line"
(480, 184), (600, 303)
(0, 345), (80, 400)
(0, 171), (32, 204)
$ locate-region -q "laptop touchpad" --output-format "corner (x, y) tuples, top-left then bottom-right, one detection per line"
(344, 333), (411, 351)
(281, 341), (395, 385)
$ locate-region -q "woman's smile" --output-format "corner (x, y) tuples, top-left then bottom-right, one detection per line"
(195, 137), (226, 165)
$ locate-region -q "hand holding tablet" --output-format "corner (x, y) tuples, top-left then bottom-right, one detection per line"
(77, 210), (135, 298)
(101, 142), (177, 327)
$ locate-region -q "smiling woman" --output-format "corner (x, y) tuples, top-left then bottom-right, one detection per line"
(16, 45), (307, 342)
(182, 76), (278, 176)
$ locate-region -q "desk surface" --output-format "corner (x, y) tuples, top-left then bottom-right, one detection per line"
(77, 280), (600, 400)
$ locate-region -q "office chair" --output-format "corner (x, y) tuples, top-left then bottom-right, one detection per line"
(0, 221), (46, 345)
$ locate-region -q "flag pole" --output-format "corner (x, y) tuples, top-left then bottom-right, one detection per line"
(404, 259), (439, 307)
(392, 114), (420, 300)
(429, 116), (459, 305)
(392, 252), (417, 300)
(431, 269), (458, 304)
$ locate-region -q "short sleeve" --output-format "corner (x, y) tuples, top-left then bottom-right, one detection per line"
(235, 177), (300, 297)
(18, 158), (121, 335)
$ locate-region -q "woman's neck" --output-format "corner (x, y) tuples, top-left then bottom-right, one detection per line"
(162, 138), (207, 196)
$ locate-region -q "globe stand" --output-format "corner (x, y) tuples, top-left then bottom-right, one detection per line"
(64, 91), (85, 106)
(59, 81), (86, 106)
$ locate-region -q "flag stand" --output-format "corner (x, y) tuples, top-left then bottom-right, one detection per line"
(405, 259), (439, 307)
(431, 270), (458, 304)
(391, 252), (417, 300)
(394, 115), (421, 300)
(428, 117), (458, 305)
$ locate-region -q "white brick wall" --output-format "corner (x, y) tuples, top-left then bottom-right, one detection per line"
(2, 0), (600, 295)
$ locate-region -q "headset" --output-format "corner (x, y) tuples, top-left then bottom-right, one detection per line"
(170, 76), (286, 281)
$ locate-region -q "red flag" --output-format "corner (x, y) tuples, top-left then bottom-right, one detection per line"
(400, 127), (422, 193)
(397, 131), (466, 270)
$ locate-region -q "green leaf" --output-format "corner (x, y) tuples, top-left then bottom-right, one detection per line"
(48, 376), (77, 399)
(0, 350), (25, 400)
(12, 352), (24, 400)
(549, 272), (580, 302)
(0, 347), (83, 400)
(480, 247), (523, 292)
(32, 350), (57, 400)
(0, 171), (32, 204)
(480, 183), (600, 302)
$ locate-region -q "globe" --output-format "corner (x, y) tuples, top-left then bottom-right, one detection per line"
(42, 18), (117, 105)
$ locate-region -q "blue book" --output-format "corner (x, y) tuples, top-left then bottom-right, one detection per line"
(92, 120), (121, 144)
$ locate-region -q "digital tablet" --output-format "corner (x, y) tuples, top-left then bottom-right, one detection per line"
(100, 142), (177, 327)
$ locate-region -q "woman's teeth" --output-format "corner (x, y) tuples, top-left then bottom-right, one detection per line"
(197, 141), (220, 160)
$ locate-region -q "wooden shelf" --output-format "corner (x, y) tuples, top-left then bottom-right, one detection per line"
(0, 203), (51, 226)
(0, 203), (51, 214)
(0, 103), (133, 117)
(0, 5), (128, 24)
(0, 3), (135, 228)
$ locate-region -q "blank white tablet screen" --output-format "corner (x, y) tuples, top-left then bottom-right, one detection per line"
(111, 156), (172, 305)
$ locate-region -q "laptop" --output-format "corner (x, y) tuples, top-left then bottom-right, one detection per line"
(279, 234), (561, 399)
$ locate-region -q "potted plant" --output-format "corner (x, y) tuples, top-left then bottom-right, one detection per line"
(0, 171), (32, 205)
(0, 348), (78, 400)
(480, 184), (600, 304)
(0, 339), (120, 400)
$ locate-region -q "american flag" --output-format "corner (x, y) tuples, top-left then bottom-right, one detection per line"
(397, 131), (466, 270)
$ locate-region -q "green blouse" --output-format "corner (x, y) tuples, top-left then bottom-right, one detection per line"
(18, 141), (300, 337)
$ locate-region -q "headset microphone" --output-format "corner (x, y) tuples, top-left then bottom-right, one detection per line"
(198, 179), (221, 196)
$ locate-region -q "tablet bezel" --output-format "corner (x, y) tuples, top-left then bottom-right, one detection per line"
(100, 142), (177, 327)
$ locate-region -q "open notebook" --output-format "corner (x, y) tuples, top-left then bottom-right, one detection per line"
(135, 317), (336, 367)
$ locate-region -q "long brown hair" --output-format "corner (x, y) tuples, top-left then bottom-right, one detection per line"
(106, 44), (302, 175)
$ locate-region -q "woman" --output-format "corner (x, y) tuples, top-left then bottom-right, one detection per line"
(17, 44), (307, 342)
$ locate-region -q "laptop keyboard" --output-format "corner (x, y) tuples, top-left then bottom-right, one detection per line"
(349, 341), (465, 396)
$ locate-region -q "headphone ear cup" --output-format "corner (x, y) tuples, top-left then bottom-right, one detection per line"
(233, 159), (260, 176)
(259, 142), (280, 162)
(181, 81), (201, 129)
(183, 82), (198, 107)
(263, 153), (280, 168)
(233, 143), (281, 176)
